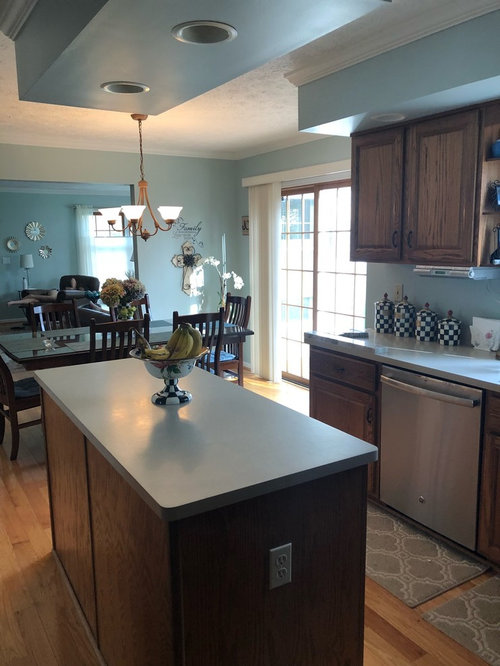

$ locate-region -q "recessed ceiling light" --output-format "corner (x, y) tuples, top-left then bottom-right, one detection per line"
(101, 81), (150, 95)
(371, 112), (406, 123)
(171, 21), (237, 44)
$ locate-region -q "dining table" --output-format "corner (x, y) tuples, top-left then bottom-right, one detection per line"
(0, 320), (254, 371)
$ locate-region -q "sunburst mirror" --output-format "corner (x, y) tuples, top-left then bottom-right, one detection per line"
(25, 221), (46, 241)
(39, 245), (52, 259)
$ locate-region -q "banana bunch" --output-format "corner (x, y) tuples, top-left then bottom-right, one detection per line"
(187, 324), (203, 357)
(167, 322), (205, 359)
(142, 323), (204, 361)
(143, 345), (171, 360)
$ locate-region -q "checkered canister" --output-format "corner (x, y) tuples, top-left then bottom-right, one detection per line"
(438, 310), (461, 346)
(393, 296), (416, 337)
(375, 293), (394, 333)
(415, 303), (438, 342)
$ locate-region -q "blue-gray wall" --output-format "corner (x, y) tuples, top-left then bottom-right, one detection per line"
(0, 189), (122, 319)
(2, 136), (500, 346)
(0, 144), (240, 321)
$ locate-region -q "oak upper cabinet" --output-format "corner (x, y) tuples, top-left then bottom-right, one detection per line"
(404, 110), (479, 264)
(351, 127), (404, 262)
(351, 107), (480, 265)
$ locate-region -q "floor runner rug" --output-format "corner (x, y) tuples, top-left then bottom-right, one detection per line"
(423, 576), (500, 665)
(366, 503), (488, 608)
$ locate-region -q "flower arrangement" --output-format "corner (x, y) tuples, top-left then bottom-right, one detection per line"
(99, 277), (146, 319)
(197, 256), (244, 307)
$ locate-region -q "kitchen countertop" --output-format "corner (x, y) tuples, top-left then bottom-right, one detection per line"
(35, 359), (377, 521)
(305, 329), (500, 392)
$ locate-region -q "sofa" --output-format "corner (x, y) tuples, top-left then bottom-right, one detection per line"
(56, 275), (100, 303)
(9, 275), (101, 326)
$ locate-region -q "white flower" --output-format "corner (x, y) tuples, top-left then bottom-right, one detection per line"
(232, 274), (244, 290)
(203, 256), (220, 268)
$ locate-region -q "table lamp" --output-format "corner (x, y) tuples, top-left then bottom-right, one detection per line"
(20, 253), (34, 289)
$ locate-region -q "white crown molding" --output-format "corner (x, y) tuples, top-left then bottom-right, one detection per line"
(285, 2), (500, 87)
(0, 0), (38, 39)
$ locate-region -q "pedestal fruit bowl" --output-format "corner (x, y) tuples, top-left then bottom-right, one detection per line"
(130, 323), (209, 405)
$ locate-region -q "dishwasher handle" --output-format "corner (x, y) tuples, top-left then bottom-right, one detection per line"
(380, 375), (480, 408)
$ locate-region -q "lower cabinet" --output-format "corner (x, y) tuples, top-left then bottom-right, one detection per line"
(309, 346), (379, 497)
(478, 392), (500, 566)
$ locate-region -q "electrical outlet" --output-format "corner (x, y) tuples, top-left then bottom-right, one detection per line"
(269, 543), (292, 589)
(394, 284), (404, 303)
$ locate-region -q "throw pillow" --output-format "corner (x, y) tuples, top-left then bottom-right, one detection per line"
(70, 277), (77, 288)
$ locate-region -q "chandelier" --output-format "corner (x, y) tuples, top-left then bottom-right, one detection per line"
(98, 114), (182, 241)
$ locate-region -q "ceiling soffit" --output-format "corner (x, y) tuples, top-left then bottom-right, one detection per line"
(12, 0), (382, 115)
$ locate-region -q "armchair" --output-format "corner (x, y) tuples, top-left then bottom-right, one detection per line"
(57, 275), (100, 303)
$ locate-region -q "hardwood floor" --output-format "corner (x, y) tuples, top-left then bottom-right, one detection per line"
(0, 368), (493, 665)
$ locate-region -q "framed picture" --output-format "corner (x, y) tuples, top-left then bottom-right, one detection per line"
(241, 215), (249, 236)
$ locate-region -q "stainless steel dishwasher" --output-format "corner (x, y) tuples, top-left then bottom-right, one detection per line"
(379, 365), (482, 550)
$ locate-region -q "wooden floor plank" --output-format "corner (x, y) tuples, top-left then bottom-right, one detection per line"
(0, 369), (494, 665)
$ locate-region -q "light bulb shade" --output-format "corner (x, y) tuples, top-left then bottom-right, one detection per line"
(157, 206), (182, 221)
(20, 254), (34, 269)
(121, 205), (146, 222)
(98, 207), (122, 223)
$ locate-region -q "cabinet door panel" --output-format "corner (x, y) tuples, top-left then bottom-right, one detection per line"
(478, 392), (500, 565)
(310, 374), (378, 497)
(404, 110), (479, 264)
(310, 375), (375, 443)
(351, 127), (403, 262)
(42, 393), (97, 635)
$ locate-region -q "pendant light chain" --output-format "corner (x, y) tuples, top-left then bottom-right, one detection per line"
(138, 117), (145, 181)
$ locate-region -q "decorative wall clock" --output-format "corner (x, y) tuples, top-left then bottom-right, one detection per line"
(25, 221), (46, 241)
(39, 245), (52, 259)
(5, 236), (20, 252)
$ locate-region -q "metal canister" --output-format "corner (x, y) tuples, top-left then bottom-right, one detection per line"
(415, 302), (438, 342)
(437, 310), (461, 346)
(393, 296), (416, 337)
(374, 293), (394, 333)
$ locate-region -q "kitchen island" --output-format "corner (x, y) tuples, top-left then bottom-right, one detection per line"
(36, 359), (377, 666)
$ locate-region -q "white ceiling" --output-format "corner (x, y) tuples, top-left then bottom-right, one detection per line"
(0, 0), (498, 161)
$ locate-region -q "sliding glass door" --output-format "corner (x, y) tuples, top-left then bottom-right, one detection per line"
(280, 181), (366, 384)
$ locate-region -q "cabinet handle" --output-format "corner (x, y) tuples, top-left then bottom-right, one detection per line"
(366, 407), (374, 424)
(335, 367), (345, 375)
(391, 230), (399, 248)
(407, 230), (413, 248)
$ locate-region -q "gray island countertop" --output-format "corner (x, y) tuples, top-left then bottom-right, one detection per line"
(305, 329), (500, 391)
(35, 359), (377, 521)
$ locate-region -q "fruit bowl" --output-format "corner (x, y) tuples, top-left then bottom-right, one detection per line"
(129, 347), (209, 405)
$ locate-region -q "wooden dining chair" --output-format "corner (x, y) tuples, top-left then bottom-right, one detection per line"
(89, 313), (150, 362)
(219, 293), (252, 386)
(110, 293), (151, 322)
(172, 308), (224, 375)
(30, 299), (81, 333)
(0, 355), (41, 460)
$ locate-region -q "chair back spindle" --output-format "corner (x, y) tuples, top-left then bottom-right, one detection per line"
(89, 314), (150, 362)
(0, 354), (41, 460)
(219, 294), (251, 386)
(30, 299), (81, 333)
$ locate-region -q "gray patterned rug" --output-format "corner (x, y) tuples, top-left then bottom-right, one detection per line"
(366, 503), (488, 608)
(423, 576), (500, 665)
